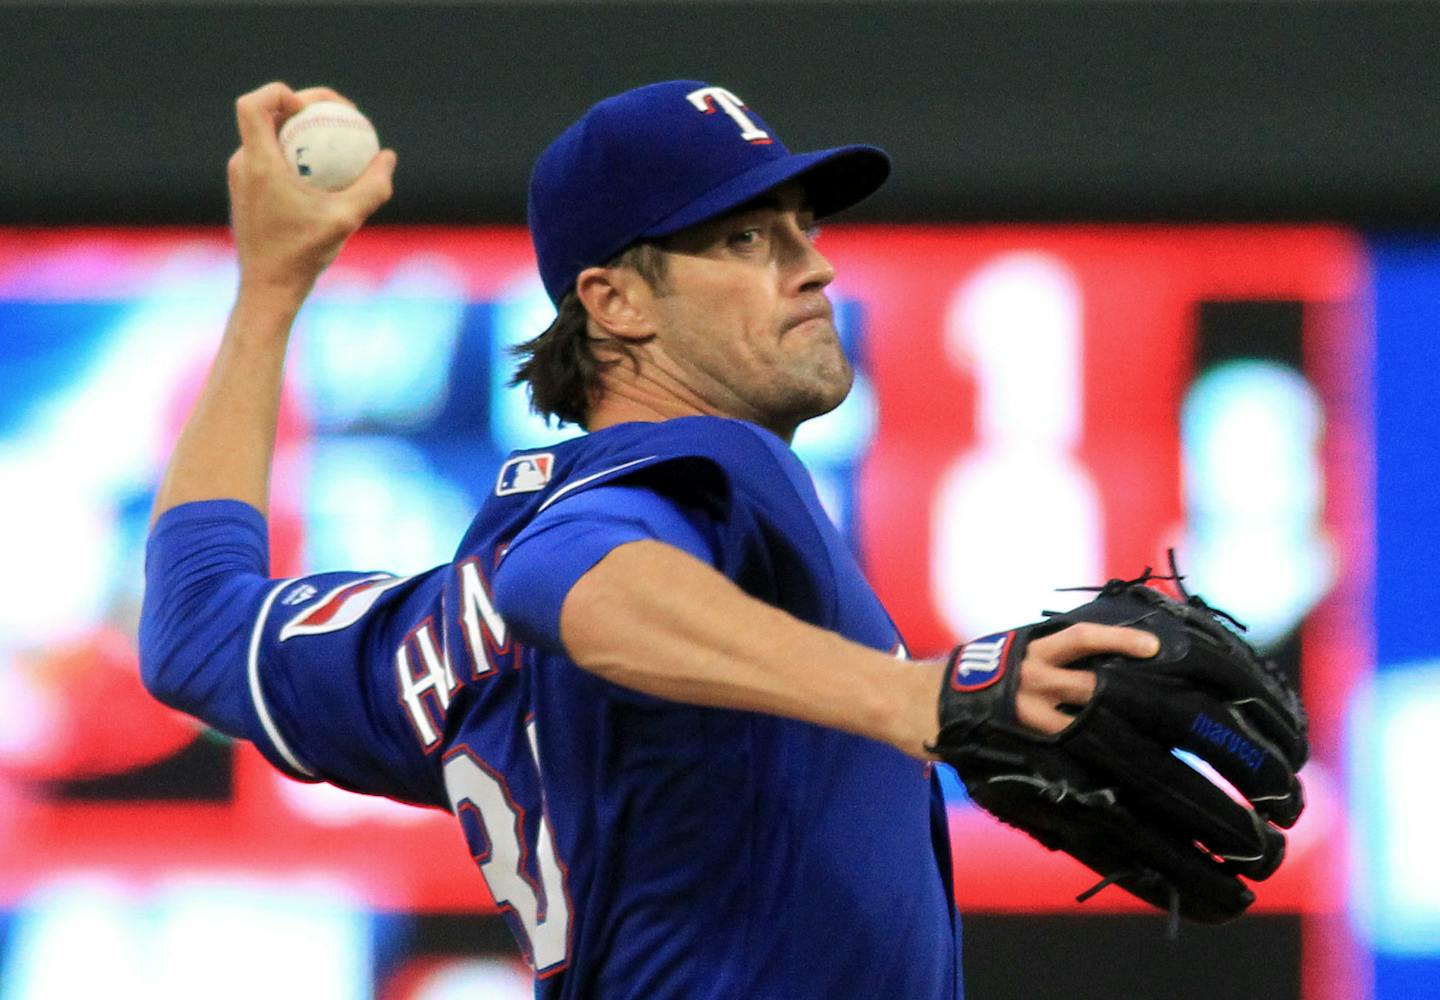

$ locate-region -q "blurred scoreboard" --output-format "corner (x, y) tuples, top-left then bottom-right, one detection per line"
(0, 227), (1377, 999)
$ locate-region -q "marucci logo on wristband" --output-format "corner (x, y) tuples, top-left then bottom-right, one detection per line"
(950, 632), (1013, 692)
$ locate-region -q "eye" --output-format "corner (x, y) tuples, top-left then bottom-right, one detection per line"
(729, 227), (763, 248)
(804, 223), (822, 243)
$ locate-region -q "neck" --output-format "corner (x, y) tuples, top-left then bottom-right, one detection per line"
(583, 347), (799, 442)
(586, 387), (797, 443)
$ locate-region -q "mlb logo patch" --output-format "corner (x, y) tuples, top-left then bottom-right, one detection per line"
(950, 631), (1013, 692)
(496, 453), (555, 496)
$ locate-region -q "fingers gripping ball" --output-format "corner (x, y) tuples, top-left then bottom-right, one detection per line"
(279, 101), (381, 191)
(929, 561), (1309, 927)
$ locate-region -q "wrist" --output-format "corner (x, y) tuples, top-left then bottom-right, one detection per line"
(236, 272), (315, 313)
(215, 283), (308, 360)
(230, 275), (314, 340)
(884, 658), (946, 761)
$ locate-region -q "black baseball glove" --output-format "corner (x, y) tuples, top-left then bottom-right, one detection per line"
(930, 560), (1308, 927)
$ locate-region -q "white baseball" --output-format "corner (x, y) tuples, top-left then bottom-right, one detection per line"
(279, 100), (381, 191)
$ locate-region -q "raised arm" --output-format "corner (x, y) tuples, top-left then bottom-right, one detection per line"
(140, 82), (397, 749)
(559, 538), (1159, 759)
(150, 81), (395, 524)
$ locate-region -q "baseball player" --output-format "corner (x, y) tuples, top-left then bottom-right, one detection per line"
(140, 80), (1160, 997)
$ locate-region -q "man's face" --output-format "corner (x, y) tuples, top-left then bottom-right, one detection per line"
(643, 182), (851, 438)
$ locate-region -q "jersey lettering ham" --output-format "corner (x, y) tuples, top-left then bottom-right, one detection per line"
(396, 617), (458, 750)
(278, 574), (412, 641)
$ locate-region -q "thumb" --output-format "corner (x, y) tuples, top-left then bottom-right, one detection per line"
(342, 148), (397, 219)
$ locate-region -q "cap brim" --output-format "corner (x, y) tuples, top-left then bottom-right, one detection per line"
(638, 144), (890, 240)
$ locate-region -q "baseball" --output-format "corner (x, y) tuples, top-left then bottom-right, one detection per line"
(279, 100), (381, 191)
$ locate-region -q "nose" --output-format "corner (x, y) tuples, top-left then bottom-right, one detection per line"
(782, 218), (835, 294)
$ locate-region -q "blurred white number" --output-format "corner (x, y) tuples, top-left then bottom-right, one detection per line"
(932, 252), (1104, 638)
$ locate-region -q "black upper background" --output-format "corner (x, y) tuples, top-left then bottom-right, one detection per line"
(3, 0), (1436, 227)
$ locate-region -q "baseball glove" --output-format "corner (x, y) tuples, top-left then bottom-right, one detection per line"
(930, 558), (1308, 927)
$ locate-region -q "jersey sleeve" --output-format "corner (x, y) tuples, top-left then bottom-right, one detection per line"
(140, 499), (447, 805)
(492, 482), (721, 652)
(140, 500), (278, 746)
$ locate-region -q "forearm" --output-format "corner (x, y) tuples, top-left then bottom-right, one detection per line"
(559, 539), (943, 757)
(150, 81), (395, 524)
(150, 284), (305, 524)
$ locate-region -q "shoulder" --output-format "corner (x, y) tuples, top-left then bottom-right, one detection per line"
(557, 417), (797, 501)
(640, 415), (795, 469)
(550, 416), (787, 473)
(491, 419), (784, 516)
(458, 418), (809, 564)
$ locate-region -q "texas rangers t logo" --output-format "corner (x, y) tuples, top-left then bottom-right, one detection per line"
(686, 86), (772, 144)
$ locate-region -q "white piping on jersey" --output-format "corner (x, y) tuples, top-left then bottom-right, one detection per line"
(249, 578), (318, 779)
(535, 456), (659, 514)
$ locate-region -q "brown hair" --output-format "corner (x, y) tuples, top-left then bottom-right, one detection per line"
(509, 242), (669, 428)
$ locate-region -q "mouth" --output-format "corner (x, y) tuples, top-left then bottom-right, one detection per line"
(783, 305), (834, 334)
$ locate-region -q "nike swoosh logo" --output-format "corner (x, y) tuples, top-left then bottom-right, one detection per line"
(536, 456), (659, 514)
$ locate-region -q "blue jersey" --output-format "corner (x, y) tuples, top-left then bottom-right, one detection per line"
(140, 416), (961, 999)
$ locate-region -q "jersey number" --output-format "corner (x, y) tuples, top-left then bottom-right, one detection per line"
(443, 724), (570, 973)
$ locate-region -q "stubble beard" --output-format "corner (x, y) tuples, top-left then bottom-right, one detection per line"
(765, 325), (854, 433)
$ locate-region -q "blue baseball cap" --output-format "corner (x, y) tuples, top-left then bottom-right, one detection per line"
(528, 80), (891, 306)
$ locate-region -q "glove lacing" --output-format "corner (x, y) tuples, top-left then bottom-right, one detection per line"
(1075, 868), (1183, 940)
(1053, 549), (1251, 633)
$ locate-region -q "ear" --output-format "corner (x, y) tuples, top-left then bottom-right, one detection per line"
(575, 265), (657, 343)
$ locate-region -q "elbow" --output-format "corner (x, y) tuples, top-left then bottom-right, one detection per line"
(136, 576), (260, 742)
(136, 509), (269, 735)
(136, 592), (186, 709)
(137, 574), (239, 715)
